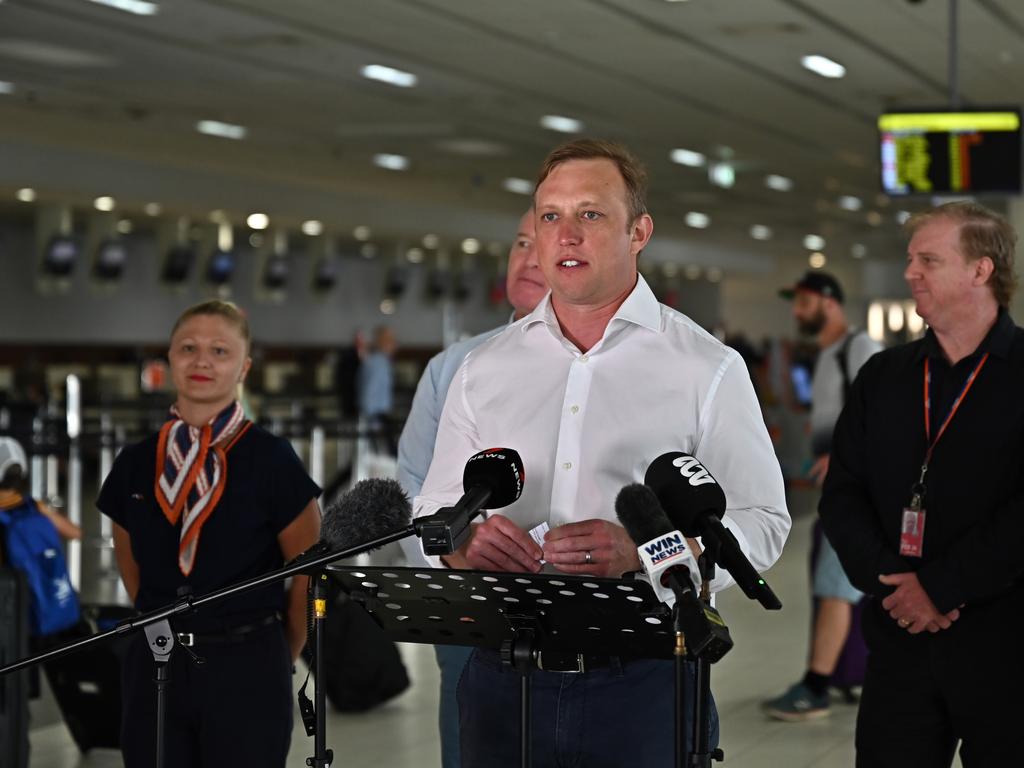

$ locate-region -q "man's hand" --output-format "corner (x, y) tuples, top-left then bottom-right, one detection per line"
(447, 515), (543, 573)
(808, 455), (830, 487)
(543, 519), (642, 577)
(879, 572), (960, 634)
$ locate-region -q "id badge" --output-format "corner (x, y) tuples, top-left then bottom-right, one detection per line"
(899, 508), (926, 558)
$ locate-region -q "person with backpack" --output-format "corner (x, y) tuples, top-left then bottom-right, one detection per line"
(0, 436), (81, 638)
(763, 271), (882, 721)
(97, 300), (321, 768)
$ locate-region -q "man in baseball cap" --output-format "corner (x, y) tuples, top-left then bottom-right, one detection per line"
(0, 436), (28, 480)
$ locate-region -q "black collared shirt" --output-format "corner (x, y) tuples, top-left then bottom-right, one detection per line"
(820, 309), (1024, 615)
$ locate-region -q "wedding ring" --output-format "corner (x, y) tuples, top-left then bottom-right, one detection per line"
(584, 550), (592, 564)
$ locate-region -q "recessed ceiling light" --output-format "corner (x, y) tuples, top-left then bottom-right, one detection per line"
(373, 153), (409, 171)
(502, 177), (534, 195)
(708, 163), (735, 189)
(422, 233), (440, 249)
(0, 81), (13, 95)
(540, 115), (583, 133)
(436, 138), (506, 156)
(116, 218), (133, 234)
(353, 225), (372, 241)
(707, 267), (723, 283)
(765, 174), (794, 192)
(301, 219), (323, 236)
(866, 211), (883, 226)
(143, 202), (161, 216)
(851, 243), (868, 259)
(670, 148), (706, 168)
(360, 243), (377, 259)
(896, 210), (911, 225)
(246, 212), (269, 230)
(801, 54), (846, 79)
(838, 195), (862, 211)
(750, 224), (773, 240)
(84, 0), (158, 15)
(461, 238), (481, 255)
(684, 265), (702, 280)
(803, 234), (826, 250)
(196, 120), (247, 140)
(685, 212), (710, 229)
(406, 247), (424, 264)
(94, 196), (115, 212)
(380, 298), (396, 315)
(809, 252), (827, 268)
(16, 187), (35, 202)
(361, 64), (417, 88)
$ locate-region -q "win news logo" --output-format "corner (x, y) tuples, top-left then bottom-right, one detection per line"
(643, 532), (687, 566)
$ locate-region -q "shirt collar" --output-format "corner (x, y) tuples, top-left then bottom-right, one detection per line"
(915, 306), (1015, 363)
(520, 274), (662, 334)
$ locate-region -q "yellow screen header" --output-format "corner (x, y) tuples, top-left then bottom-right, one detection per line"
(879, 112), (1021, 133)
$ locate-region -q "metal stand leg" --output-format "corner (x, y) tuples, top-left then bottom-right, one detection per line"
(307, 572), (334, 768)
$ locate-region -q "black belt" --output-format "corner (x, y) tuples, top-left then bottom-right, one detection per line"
(536, 651), (621, 674)
(175, 614), (280, 647)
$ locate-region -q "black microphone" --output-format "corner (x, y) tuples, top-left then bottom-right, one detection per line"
(645, 452), (782, 610)
(292, 478), (412, 565)
(416, 447), (525, 556)
(615, 484), (732, 662)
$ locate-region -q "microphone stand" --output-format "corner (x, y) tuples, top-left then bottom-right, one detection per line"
(0, 523), (419, 768)
(689, 541), (725, 768)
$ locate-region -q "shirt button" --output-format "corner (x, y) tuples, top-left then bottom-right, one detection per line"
(579, 355), (589, 363)
(562, 462), (573, 470)
(570, 405), (579, 414)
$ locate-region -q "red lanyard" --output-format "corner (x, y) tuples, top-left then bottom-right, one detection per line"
(922, 352), (989, 469)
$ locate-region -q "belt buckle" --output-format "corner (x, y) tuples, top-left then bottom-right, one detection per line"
(537, 651), (586, 674)
(177, 632), (196, 647)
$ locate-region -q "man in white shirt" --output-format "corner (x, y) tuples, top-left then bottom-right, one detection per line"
(415, 139), (790, 767)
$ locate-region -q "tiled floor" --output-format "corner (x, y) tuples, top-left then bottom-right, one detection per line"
(26, 490), (964, 767)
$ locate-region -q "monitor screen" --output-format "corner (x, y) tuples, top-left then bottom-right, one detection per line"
(262, 254), (289, 289)
(94, 238), (127, 280)
(207, 249), (235, 284)
(879, 108), (1021, 196)
(162, 244), (195, 284)
(313, 257), (338, 290)
(42, 235), (79, 276)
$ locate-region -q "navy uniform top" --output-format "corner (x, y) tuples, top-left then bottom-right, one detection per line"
(98, 424), (320, 631)
(821, 309), (1024, 621)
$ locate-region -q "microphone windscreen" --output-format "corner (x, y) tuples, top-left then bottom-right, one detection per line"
(463, 447), (525, 508)
(644, 452), (726, 534)
(321, 478), (411, 550)
(615, 483), (675, 545)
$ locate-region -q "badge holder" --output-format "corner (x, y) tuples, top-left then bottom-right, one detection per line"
(329, 564), (729, 768)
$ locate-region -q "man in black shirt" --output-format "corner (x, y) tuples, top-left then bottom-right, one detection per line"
(820, 201), (1023, 767)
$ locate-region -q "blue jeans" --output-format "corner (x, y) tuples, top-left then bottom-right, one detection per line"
(458, 649), (719, 768)
(434, 644), (474, 768)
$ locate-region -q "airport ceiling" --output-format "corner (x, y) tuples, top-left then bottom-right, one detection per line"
(0, 0), (1020, 273)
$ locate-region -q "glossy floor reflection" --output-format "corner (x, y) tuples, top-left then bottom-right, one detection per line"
(27, 490), (964, 767)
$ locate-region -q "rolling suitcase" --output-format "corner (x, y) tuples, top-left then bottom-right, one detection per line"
(0, 567), (29, 768)
(42, 603), (135, 753)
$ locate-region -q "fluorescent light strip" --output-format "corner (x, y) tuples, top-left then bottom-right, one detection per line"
(670, 148), (706, 167)
(838, 195), (862, 211)
(750, 225), (773, 241)
(765, 174), (794, 192)
(197, 120), (247, 140)
(801, 54), (846, 79)
(803, 234), (825, 250)
(685, 212), (710, 229)
(374, 153), (409, 171)
(502, 177), (533, 195)
(540, 115), (583, 133)
(361, 64), (418, 88)
(84, 0), (158, 16)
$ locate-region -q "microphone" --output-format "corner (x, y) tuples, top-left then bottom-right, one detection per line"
(645, 452), (782, 610)
(615, 484), (732, 662)
(292, 478), (412, 565)
(416, 447), (525, 556)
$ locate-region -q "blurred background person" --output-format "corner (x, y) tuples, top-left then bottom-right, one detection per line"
(358, 325), (398, 455)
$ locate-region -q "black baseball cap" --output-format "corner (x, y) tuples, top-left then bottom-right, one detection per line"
(778, 271), (844, 303)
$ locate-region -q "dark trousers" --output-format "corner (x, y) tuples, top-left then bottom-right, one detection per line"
(458, 649), (718, 768)
(856, 594), (1024, 768)
(120, 624), (293, 768)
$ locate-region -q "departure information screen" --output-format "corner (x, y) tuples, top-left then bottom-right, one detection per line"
(879, 110), (1021, 196)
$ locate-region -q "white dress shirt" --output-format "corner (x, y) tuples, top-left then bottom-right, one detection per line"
(414, 275), (790, 593)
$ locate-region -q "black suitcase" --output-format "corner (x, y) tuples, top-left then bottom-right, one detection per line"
(42, 603), (135, 753)
(0, 567), (30, 768)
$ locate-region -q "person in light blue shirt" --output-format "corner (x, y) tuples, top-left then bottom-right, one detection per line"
(358, 325), (397, 453)
(396, 209), (547, 768)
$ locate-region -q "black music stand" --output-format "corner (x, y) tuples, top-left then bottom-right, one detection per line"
(329, 565), (680, 768)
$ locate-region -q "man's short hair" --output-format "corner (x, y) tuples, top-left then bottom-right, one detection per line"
(535, 139), (648, 226)
(906, 201), (1018, 308)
